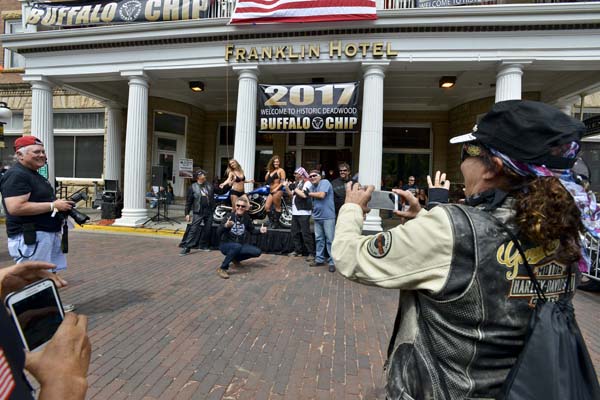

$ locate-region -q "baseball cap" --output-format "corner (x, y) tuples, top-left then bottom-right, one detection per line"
(450, 100), (585, 169)
(14, 136), (43, 151)
(195, 169), (207, 177)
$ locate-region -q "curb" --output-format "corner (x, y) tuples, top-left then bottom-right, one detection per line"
(0, 217), (185, 237)
(74, 224), (185, 237)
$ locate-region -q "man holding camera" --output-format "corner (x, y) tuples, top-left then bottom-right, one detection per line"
(0, 136), (75, 310)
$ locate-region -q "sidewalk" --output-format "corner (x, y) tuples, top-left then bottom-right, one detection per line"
(0, 229), (598, 399)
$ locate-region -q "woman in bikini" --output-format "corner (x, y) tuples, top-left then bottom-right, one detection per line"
(264, 155), (286, 228)
(220, 159), (253, 208)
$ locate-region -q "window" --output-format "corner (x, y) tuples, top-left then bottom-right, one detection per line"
(0, 136), (17, 167)
(154, 112), (185, 135)
(54, 110), (105, 178)
(383, 126), (430, 149)
(54, 112), (104, 129)
(55, 136), (103, 178)
(219, 125), (235, 145)
(304, 132), (337, 146)
(4, 112), (23, 131)
(3, 20), (25, 69)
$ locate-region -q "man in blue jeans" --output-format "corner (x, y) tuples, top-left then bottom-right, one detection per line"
(216, 197), (267, 279)
(307, 169), (336, 273)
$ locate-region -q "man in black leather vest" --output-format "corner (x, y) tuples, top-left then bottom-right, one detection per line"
(179, 169), (215, 255)
(332, 100), (590, 400)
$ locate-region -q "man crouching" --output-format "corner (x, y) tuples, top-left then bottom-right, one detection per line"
(216, 197), (267, 279)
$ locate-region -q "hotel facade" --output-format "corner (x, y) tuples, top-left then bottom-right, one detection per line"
(1, 1), (600, 230)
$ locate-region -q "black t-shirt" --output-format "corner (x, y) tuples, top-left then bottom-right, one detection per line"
(0, 163), (61, 237)
(0, 306), (35, 400)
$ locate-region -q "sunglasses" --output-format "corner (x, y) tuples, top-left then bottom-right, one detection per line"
(461, 143), (483, 162)
(309, 174), (319, 178)
(235, 204), (247, 209)
(339, 169), (348, 173)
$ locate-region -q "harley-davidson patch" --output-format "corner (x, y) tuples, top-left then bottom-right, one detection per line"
(367, 231), (392, 258)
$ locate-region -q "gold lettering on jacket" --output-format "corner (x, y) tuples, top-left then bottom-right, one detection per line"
(496, 240), (560, 280)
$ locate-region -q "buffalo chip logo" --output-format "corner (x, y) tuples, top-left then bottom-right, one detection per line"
(367, 231), (392, 258)
(311, 117), (324, 130)
(119, 0), (143, 21)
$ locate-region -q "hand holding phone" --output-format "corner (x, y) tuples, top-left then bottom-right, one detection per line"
(367, 190), (399, 211)
(5, 279), (65, 352)
(25, 313), (91, 400)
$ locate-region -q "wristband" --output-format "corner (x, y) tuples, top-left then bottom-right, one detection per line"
(50, 202), (54, 212)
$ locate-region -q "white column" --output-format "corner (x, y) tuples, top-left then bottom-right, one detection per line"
(104, 103), (123, 182)
(358, 62), (388, 233)
(29, 78), (55, 186)
(232, 65), (259, 193)
(495, 63), (524, 103)
(114, 73), (149, 226)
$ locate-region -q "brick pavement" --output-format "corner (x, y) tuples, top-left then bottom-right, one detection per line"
(1, 229), (599, 399)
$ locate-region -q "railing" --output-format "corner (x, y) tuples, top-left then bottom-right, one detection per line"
(584, 232), (600, 282)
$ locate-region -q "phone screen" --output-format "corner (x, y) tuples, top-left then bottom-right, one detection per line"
(11, 285), (63, 351)
(367, 191), (398, 211)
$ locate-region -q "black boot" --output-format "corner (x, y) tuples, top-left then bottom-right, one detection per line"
(267, 210), (276, 228)
(272, 211), (281, 229)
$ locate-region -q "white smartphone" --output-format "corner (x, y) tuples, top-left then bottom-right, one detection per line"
(4, 278), (65, 352)
(367, 190), (399, 211)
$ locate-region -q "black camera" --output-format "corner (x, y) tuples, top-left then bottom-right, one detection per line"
(288, 182), (297, 191)
(66, 192), (90, 226)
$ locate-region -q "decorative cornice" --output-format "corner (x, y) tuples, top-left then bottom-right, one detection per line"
(15, 22), (600, 54)
(1, 11), (22, 20)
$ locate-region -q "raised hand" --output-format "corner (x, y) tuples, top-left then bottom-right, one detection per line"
(427, 171), (450, 190)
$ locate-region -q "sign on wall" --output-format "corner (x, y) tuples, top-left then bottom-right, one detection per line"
(417, 0), (484, 7)
(178, 158), (194, 178)
(27, 0), (213, 27)
(258, 82), (360, 134)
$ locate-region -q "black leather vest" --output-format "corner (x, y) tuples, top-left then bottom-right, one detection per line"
(293, 180), (312, 211)
(386, 203), (575, 400)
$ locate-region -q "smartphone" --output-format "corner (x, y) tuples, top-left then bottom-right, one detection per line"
(367, 190), (399, 211)
(4, 279), (64, 352)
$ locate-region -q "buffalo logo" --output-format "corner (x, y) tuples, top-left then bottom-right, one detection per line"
(367, 231), (392, 258)
(119, 0), (143, 21)
(311, 117), (324, 130)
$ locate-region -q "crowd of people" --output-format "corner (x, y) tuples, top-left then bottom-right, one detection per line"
(1, 100), (599, 399)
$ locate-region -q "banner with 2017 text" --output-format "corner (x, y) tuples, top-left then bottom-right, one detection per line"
(27, 0), (213, 27)
(257, 82), (360, 134)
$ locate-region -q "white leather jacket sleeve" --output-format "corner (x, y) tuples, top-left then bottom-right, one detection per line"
(332, 203), (453, 292)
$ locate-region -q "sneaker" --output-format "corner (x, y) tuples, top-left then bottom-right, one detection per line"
(306, 255), (315, 262)
(216, 268), (230, 279)
(199, 247), (211, 252)
(63, 304), (76, 313)
(328, 265), (336, 273)
(288, 251), (302, 257)
(309, 261), (326, 267)
(179, 247), (190, 256)
(232, 260), (241, 268)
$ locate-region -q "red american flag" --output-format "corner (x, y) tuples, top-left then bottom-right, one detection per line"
(229, 0), (377, 24)
(0, 349), (15, 400)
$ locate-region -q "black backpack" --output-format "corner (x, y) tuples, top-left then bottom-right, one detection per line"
(496, 225), (600, 400)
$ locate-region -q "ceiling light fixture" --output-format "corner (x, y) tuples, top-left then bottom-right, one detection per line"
(189, 81), (205, 92)
(439, 76), (456, 89)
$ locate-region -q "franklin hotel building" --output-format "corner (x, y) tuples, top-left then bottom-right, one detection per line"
(1, 0), (600, 230)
